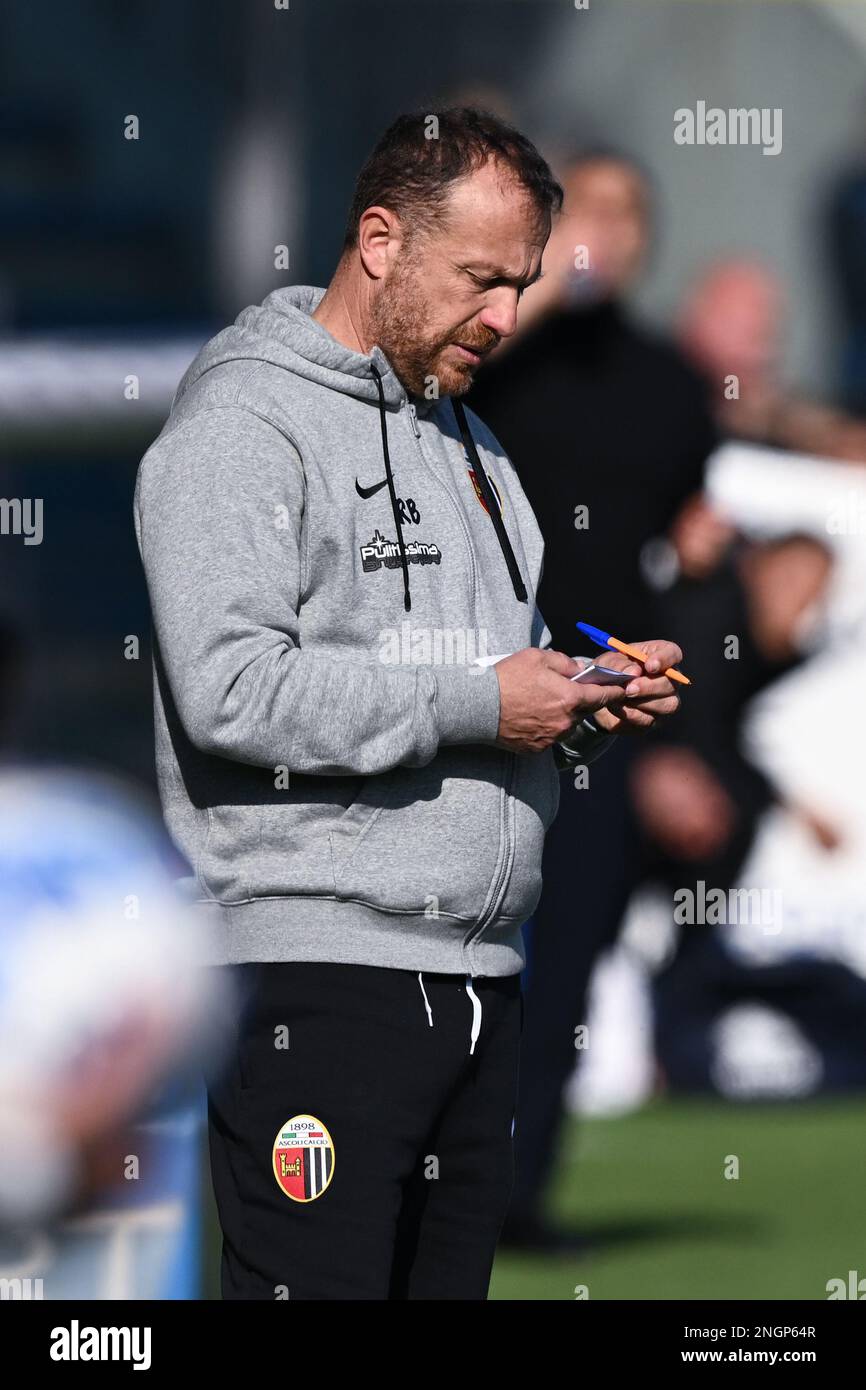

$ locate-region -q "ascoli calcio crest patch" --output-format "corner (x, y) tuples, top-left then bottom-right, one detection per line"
(467, 466), (503, 518)
(272, 1114), (335, 1202)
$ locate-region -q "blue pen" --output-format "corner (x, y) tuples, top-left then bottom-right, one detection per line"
(576, 621), (691, 686)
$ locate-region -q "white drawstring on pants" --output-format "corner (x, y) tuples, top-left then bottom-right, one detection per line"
(416, 972), (483, 1055)
(417, 971), (434, 1028)
(464, 975), (482, 1056)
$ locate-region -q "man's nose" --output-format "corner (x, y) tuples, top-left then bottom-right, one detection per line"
(479, 288), (520, 340)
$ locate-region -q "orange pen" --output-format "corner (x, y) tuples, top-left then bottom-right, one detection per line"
(576, 622), (691, 687)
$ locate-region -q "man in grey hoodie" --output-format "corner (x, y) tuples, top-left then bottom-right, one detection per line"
(135, 108), (683, 1300)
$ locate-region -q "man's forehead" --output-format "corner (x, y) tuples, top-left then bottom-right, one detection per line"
(441, 162), (549, 240)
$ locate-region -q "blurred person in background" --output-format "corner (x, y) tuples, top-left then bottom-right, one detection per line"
(633, 510), (866, 1093)
(470, 150), (714, 1251)
(0, 622), (23, 744)
(0, 770), (227, 1299)
(829, 136), (866, 420)
(678, 259), (866, 463)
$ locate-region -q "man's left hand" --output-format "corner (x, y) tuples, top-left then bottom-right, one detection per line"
(589, 638), (683, 735)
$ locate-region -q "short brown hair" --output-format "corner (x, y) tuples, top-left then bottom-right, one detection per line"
(343, 106), (563, 250)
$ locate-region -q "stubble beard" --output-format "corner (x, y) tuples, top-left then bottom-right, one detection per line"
(369, 261), (474, 399)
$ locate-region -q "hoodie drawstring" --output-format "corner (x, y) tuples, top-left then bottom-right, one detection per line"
(370, 364), (412, 612)
(416, 972), (483, 1055)
(369, 366), (528, 613)
(452, 398), (527, 605)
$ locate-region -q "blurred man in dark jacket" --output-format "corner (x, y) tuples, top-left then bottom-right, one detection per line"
(470, 150), (716, 1249)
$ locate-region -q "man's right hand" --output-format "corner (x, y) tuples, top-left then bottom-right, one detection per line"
(493, 648), (636, 755)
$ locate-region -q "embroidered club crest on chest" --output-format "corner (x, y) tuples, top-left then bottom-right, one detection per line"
(466, 463), (503, 518)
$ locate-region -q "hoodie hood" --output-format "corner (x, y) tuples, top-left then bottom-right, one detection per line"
(170, 284), (521, 614)
(173, 284), (409, 411)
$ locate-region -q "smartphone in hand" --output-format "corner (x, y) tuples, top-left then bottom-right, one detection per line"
(570, 661), (632, 686)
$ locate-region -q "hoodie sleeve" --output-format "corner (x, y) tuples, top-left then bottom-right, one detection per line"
(134, 406), (502, 776)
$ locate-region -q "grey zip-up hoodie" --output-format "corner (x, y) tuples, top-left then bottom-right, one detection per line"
(134, 285), (614, 976)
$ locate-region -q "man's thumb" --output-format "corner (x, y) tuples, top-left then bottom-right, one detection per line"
(543, 649), (581, 678)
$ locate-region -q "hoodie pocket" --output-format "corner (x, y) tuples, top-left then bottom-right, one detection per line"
(328, 746), (506, 921)
(198, 779), (366, 904)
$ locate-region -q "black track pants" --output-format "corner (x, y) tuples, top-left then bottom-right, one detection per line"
(205, 961), (522, 1300)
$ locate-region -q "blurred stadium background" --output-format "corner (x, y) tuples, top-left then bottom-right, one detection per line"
(2, 0), (865, 1300)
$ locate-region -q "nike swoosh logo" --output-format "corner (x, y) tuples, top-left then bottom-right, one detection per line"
(355, 474), (393, 499)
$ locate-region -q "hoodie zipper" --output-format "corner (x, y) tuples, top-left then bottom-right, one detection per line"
(402, 399), (516, 955)
(464, 751), (517, 955)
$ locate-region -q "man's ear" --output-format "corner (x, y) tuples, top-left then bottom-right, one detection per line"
(357, 205), (403, 281)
